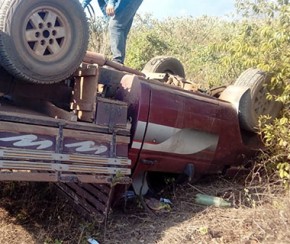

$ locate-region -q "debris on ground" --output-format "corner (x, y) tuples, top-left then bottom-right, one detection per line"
(145, 197), (172, 211)
(88, 237), (100, 244)
(1, 177), (290, 244)
(194, 193), (232, 208)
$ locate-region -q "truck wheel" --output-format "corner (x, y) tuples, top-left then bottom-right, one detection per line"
(234, 68), (282, 132)
(0, 0), (89, 84)
(142, 56), (185, 78)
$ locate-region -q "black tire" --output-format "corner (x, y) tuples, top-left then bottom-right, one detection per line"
(234, 68), (282, 131)
(142, 56), (185, 78)
(0, 0), (89, 84)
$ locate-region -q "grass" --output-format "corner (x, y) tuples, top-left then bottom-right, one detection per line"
(0, 172), (290, 244)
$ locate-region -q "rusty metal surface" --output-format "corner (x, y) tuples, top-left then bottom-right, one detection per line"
(83, 51), (145, 77)
(12, 97), (77, 121)
(0, 67), (72, 104)
(95, 97), (128, 128)
(71, 65), (99, 122)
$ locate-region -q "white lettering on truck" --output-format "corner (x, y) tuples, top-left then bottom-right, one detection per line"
(64, 141), (108, 154)
(0, 134), (53, 149)
(0, 134), (108, 154)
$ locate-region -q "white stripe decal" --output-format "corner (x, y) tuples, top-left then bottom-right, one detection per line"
(132, 141), (142, 149)
(133, 121), (219, 155)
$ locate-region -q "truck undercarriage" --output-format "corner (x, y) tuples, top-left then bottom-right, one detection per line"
(0, 63), (133, 221)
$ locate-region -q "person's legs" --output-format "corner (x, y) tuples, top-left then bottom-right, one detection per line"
(109, 0), (142, 63)
(109, 19), (126, 63)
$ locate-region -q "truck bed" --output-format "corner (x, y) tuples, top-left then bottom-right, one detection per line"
(0, 98), (131, 184)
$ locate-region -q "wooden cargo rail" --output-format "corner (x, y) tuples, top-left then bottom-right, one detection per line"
(0, 107), (131, 185)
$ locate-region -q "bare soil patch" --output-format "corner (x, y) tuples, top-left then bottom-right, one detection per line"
(0, 176), (289, 244)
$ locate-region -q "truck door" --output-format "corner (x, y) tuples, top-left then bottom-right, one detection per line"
(137, 82), (220, 175)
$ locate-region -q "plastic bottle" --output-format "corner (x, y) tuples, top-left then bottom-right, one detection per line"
(195, 193), (231, 208)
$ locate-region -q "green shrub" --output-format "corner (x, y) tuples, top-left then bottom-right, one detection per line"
(87, 0), (290, 183)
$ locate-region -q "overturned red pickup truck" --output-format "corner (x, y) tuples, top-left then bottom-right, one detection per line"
(0, 0), (282, 220)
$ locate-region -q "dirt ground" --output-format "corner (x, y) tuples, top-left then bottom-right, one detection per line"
(0, 176), (290, 244)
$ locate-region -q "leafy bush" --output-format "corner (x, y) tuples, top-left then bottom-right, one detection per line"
(87, 0), (289, 182)
(227, 0), (290, 184)
(126, 15), (237, 87)
(87, 16), (110, 56)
